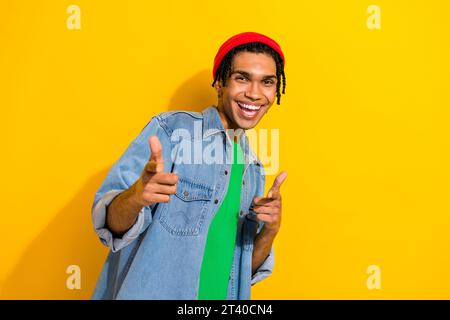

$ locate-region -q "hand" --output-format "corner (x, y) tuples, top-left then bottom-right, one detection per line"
(252, 171), (287, 235)
(132, 135), (178, 206)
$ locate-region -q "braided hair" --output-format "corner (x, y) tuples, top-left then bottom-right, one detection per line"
(211, 42), (286, 105)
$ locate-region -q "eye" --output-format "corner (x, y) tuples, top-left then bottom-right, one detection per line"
(236, 76), (247, 81)
(263, 79), (275, 86)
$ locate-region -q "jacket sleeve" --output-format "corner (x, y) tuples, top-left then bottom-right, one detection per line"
(251, 164), (276, 286)
(251, 246), (275, 286)
(91, 115), (173, 253)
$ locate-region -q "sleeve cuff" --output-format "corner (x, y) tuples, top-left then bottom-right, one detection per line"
(92, 189), (146, 253)
(251, 246), (275, 286)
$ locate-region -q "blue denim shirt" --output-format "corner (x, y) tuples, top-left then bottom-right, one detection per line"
(91, 105), (274, 300)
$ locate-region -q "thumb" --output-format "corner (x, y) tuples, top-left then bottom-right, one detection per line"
(267, 171), (287, 199)
(147, 135), (164, 173)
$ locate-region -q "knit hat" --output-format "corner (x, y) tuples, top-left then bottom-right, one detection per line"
(212, 32), (285, 79)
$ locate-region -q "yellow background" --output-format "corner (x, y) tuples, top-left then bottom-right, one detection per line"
(1, 0), (449, 299)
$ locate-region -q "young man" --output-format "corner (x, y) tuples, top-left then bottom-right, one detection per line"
(91, 32), (287, 300)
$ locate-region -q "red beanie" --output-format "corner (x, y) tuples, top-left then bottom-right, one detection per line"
(212, 32), (285, 80)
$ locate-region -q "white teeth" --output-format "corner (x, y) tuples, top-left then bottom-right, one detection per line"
(238, 102), (261, 111)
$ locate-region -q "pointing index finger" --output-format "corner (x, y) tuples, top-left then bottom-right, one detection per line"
(267, 171), (287, 199)
(148, 135), (164, 173)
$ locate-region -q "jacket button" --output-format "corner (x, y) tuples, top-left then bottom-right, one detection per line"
(239, 210), (244, 216)
(214, 199), (218, 204)
(242, 180), (245, 185)
(224, 170), (228, 175)
(183, 190), (189, 198)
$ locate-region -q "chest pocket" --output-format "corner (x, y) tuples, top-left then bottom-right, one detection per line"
(158, 175), (213, 236)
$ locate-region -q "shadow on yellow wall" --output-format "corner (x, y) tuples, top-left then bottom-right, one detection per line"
(166, 69), (217, 112)
(1, 69), (218, 299)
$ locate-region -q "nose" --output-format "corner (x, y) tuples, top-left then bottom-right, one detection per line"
(245, 81), (263, 101)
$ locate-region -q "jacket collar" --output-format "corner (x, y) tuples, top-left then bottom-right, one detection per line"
(202, 105), (226, 139)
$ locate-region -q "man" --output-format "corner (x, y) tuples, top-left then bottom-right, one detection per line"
(91, 32), (287, 300)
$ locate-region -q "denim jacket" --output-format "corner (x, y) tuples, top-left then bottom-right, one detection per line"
(91, 105), (274, 300)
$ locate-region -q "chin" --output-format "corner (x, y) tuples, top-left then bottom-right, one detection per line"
(236, 120), (258, 130)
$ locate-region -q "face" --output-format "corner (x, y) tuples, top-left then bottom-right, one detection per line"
(215, 51), (278, 130)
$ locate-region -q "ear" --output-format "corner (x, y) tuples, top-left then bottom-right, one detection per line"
(214, 80), (223, 98)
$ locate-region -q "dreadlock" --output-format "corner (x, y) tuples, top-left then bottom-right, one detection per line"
(211, 42), (286, 105)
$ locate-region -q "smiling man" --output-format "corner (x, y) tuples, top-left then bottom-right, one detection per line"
(91, 32), (287, 300)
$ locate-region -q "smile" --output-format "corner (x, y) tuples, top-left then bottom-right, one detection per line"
(236, 101), (264, 119)
(237, 101), (262, 111)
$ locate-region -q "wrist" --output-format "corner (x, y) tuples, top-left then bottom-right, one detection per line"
(127, 182), (146, 208)
(258, 225), (278, 239)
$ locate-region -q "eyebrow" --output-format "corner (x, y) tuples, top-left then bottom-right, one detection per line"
(230, 70), (277, 80)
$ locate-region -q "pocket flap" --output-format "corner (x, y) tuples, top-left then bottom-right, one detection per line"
(174, 176), (213, 201)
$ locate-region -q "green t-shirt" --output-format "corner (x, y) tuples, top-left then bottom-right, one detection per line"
(197, 140), (244, 299)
